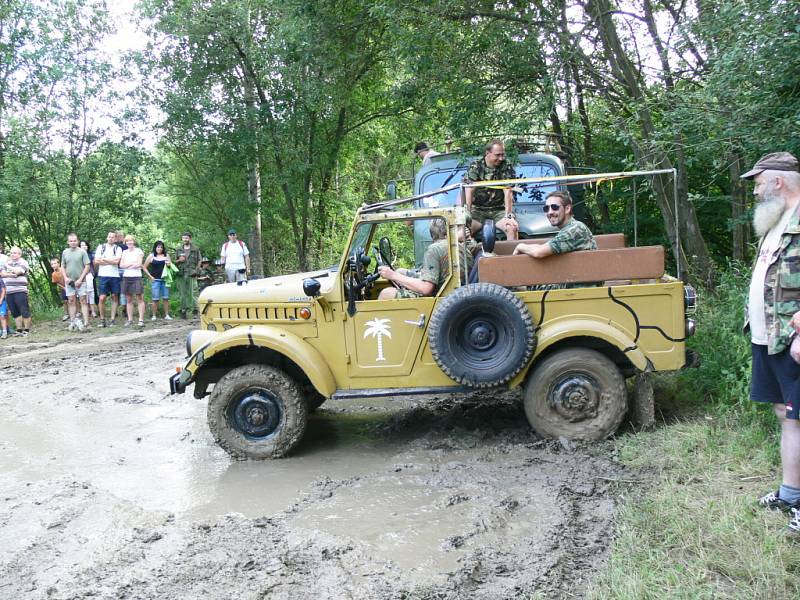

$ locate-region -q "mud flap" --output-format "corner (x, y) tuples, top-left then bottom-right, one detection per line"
(628, 373), (655, 427)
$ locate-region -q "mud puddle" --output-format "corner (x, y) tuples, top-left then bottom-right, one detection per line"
(0, 324), (634, 599)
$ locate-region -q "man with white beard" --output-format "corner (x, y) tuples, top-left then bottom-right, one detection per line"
(743, 151), (800, 536)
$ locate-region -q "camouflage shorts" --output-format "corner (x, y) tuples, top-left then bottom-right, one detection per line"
(395, 286), (423, 299)
(469, 206), (507, 227)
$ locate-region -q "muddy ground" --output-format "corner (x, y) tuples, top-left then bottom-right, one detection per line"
(0, 320), (637, 599)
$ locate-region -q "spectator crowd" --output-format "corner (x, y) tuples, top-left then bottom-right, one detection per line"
(0, 228), (251, 338)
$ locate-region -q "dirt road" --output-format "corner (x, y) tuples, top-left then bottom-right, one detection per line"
(0, 321), (633, 599)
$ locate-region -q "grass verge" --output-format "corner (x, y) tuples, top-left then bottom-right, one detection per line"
(587, 266), (800, 599)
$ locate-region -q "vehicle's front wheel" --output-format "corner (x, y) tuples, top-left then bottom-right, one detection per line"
(207, 365), (307, 459)
(523, 348), (627, 440)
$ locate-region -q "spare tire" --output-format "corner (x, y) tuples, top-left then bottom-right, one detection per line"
(428, 283), (535, 387)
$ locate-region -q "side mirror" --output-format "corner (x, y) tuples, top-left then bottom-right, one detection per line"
(386, 180), (397, 200)
(302, 278), (321, 297)
(378, 236), (393, 265)
(482, 219), (496, 253)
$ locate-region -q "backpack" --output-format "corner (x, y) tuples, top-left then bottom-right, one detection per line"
(223, 240), (244, 252)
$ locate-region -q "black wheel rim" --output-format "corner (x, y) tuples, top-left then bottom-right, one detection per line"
(227, 387), (282, 439)
(450, 309), (509, 369)
(548, 372), (601, 423)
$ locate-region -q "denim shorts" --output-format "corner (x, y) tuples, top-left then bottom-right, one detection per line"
(0, 299), (6, 317)
(751, 343), (800, 419)
(98, 276), (121, 296)
(151, 279), (169, 300)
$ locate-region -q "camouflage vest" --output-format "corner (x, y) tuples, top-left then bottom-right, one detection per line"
(746, 207), (800, 354)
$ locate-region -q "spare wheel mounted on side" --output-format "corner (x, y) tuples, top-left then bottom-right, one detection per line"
(428, 282), (535, 387)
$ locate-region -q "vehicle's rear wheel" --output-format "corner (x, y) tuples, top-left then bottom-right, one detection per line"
(523, 348), (627, 440)
(428, 283), (535, 387)
(207, 365), (307, 459)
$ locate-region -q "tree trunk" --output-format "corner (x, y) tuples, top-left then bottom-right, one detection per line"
(586, 0), (716, 285)
(729, 151), (749, 261)
(248, 157), (264, 278)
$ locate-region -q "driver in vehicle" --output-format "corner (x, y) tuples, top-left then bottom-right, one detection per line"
(377, 218), (473, 299)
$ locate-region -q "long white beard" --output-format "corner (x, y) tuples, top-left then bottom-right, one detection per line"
(753, 193), (787, 237)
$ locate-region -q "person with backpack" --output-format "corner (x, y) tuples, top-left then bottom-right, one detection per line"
(94, 231), (123, 327)
(220, 228), (250, 283)
(174, 231), (201, 319)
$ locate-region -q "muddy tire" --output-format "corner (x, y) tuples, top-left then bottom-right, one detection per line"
(207, 365), (307, 459)
(523, 349), (626, 440)
(428, 283), (535, 387)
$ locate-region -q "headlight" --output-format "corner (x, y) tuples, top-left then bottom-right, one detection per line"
(685, 318), (697, 337)
(684, 285), (697, 314)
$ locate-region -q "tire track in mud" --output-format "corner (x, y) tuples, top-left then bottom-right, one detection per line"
(0, 326), (636, 599)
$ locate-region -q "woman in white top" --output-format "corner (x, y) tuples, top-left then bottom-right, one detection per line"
(119, 235), (148, 327)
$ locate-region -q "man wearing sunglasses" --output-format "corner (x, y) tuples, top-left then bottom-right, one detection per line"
(512, 190), (596, 259)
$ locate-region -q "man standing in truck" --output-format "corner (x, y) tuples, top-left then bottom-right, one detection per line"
(511, 190), (596, 258)
(463, 139), (519, 241)
(741, 151), (800, 537)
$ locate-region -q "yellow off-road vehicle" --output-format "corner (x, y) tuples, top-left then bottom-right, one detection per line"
(170, 173), (697, 459)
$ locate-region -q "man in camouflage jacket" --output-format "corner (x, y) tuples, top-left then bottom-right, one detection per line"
(462, 139), (519, 241)
(377, 218), (473, 299)
(174, 231), (201, 318)
(740, 151), (800, 535)
(512, 190), (596, 259)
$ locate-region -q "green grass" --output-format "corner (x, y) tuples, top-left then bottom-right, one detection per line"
(587, 265), (800, 599)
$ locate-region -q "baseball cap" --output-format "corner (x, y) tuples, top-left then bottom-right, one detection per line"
(227, 228), (237, 235)
(200, 256), (210, 263)
(414, 142), (429, 153)
(741, 152), (799, 180)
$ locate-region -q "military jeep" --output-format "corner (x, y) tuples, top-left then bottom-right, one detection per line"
(170, 176), (696, 459)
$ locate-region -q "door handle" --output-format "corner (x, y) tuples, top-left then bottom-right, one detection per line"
(404, 314), (426, 328)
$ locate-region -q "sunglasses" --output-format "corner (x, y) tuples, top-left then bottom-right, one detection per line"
(542, 203), (563, 213)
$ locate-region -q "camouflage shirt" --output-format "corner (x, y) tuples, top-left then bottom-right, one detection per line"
(548, 218), (597, 254)
(419, 239), (474, 291)
(745, 208), (800, 355)
(462, 158), (516, 211)
(174, 243), (201, 276)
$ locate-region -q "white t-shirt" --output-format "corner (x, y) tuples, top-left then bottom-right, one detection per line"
(422, 150), (441, 166)
(221, 240), (249, 269)
(749, 208), (797, 344)
(95, 244), (122, 277)
(120, 247), (145, 278)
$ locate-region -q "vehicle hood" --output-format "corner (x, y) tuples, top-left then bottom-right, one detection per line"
(198, 269), (337, 304)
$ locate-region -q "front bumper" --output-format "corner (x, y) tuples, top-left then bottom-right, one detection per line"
(170, 371), (186, 394)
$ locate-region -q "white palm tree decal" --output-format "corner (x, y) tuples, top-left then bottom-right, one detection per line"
(363, 318), (392, 362)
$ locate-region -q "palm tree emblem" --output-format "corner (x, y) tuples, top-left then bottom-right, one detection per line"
(363, 318), (392, 362)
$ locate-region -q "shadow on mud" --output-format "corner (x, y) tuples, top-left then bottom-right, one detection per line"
(295, 392), (535, 456)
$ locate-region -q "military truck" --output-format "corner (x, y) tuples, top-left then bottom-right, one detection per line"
(170, 173), (696, 460)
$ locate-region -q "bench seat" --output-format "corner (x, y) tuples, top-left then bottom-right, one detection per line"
(491, 233), (625, 256)
(477, 245), (665, 287)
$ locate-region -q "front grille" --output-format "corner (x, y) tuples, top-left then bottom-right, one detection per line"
(214, 305), (302, 322)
